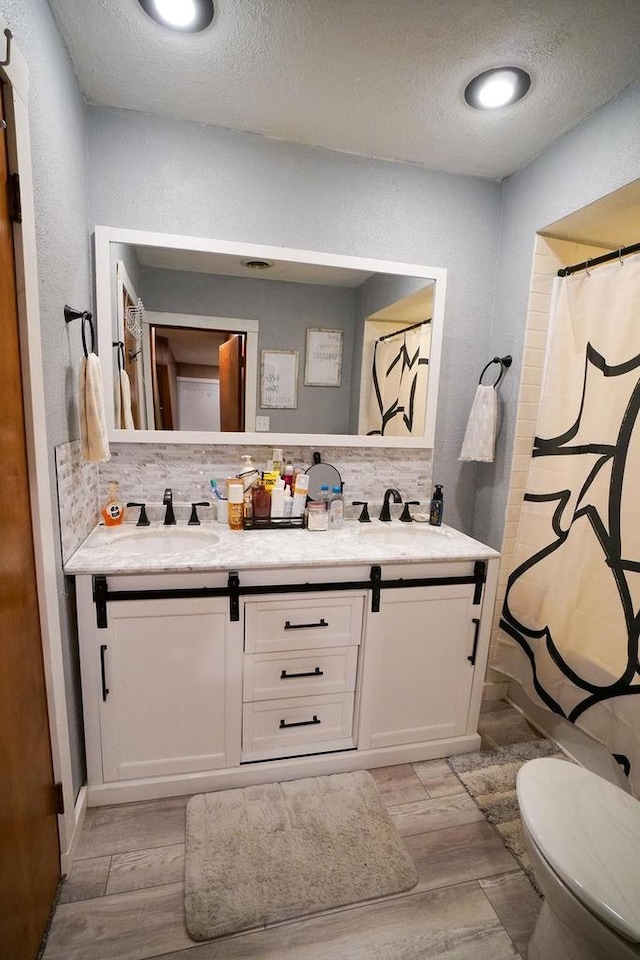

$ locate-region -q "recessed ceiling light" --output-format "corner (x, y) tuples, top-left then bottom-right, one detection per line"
(138, 0), (214, 32)
(464, 67), (531, 110)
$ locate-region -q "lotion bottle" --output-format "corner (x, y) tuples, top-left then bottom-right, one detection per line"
(291, 473), (310, 518)
(270, 478), (286, 518)
(227, 478), (245, 530)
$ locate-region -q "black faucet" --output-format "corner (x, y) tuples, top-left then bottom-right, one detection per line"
(379, 488), (402, 521)
(163, 488), (176, 525)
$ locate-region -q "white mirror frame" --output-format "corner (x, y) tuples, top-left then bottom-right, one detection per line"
(95, 225), (446, 448)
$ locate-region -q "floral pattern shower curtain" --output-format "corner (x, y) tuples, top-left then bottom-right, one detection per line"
(494, 254), (640, 795)
(366, 325), (430, 436)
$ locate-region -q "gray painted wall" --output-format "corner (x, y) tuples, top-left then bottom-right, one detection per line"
(87, 106), (503, 534)
(1, 0), (90, 795)
(474, 82), (640, 550)
(138, 266), (358, 434)
(8, 0), (640, 804)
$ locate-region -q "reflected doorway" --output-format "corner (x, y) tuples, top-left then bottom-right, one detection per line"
(149, 324), (246, 431)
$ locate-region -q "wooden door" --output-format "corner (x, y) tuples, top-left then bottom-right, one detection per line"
(0, 88), (60, 957)
(219, 334), (245, 431)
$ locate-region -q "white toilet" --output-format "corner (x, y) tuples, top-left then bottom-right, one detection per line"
(516, 757), (640, 960)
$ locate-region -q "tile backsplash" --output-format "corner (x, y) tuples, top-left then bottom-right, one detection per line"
(56, 440), (433, 558)
(55, 440), (100, 564)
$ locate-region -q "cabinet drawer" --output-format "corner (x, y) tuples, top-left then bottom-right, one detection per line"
(241, 693), (355, 761)
(244, 595), (364, 654)
(243, 646), (358, 702)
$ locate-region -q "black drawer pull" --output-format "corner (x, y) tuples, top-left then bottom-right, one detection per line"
(100, 644), (109, 701)
(468, 618), (480, 665)
(280, 667), (324, 680)
(279, 715), (321, 729)
(284, 618), (328, 630)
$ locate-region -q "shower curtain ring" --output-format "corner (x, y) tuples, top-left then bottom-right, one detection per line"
(618, 247), (625, 267)
(585, 259), (591, 277)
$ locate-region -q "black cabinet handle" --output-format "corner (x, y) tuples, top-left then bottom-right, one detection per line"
(284, 618), (328, 630)
(100, 644), (109, 701)
(279, 715), (321, 729)
(280, 667), (324, 680)
(468, 618), (480, 665)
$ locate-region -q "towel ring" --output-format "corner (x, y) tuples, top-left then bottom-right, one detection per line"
(64, 305), (95, 358)
(479, 354), (512, 388)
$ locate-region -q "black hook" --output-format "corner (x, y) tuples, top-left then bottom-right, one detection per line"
(65, 305), (95, 358)
(479, 354), (512, 388)
(1, 28), (12, 68)
(113, 341), (125, 373)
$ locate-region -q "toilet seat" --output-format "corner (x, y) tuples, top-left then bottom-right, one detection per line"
(517, 757), (640, 944)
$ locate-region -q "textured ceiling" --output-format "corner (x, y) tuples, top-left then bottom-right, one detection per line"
(47, 0), (640, 180)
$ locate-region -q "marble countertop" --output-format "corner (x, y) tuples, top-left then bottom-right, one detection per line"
(64, 519), (500, 576)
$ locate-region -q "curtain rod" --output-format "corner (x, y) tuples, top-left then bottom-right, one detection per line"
(557, 240), (640, 277)
(377, 318), (431, 343)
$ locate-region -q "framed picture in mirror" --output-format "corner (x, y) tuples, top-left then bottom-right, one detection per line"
(304, 328), (343, 387)
(260, 349), (299, 409)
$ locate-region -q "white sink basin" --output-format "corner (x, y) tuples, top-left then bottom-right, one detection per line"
(106, 527), (219, 554)
(356, 522), (450, 544)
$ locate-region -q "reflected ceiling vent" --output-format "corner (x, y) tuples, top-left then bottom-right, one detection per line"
(242, 260), (274, 271)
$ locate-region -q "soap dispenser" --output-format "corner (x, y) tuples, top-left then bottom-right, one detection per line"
(101, 481), (126, 527)
(429, 484), (444, 526)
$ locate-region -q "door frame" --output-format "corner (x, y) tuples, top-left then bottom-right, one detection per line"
(1, 20), (82, 870)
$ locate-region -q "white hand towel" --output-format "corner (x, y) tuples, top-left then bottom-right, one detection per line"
(459, 384), (497, 462)
(81, 353), (111, 462)
(119, 368), (135, 430)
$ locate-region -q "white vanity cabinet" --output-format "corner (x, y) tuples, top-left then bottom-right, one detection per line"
(73, 554), (498, 805)
(358, 578), (483, 750)
(75, 573), (243, 794)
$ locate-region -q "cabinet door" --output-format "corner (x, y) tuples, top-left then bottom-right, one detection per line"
(99, 596), (240, 781)
(359, 584), (478, 750)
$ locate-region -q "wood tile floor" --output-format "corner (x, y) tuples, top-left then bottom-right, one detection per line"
(43, 701), (543, 960)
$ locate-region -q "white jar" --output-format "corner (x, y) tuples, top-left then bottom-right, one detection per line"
(306, 501), (328, 531)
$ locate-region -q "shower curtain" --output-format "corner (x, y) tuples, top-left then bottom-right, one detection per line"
(494, 253), (640, 795)
(366, 325), (430, 436)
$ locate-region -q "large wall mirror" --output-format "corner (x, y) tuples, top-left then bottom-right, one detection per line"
(95, 226), (446, 448)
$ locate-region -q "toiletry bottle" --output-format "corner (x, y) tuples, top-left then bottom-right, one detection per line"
(227, 478), (245, 530)
(262, 470), (280, 494)
(252, 478), (271, 521)
(282, 484), (293, 518)
(270, 478), (285, 518)
(243, 487), (253, 523)
(318, 484), (330, 511)
(238, 454), (260, 492)
(329, 485), (344, 528)
(282, 462), (294, 489)
(271, 448), (283, 476)
(429, 484), (444, 526)
(291, 472), (310, 518)
(101, 481), (126, 526)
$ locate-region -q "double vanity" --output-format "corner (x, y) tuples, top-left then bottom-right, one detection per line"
(66, 519), (499, 806)
(62, 227), (499, 806)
